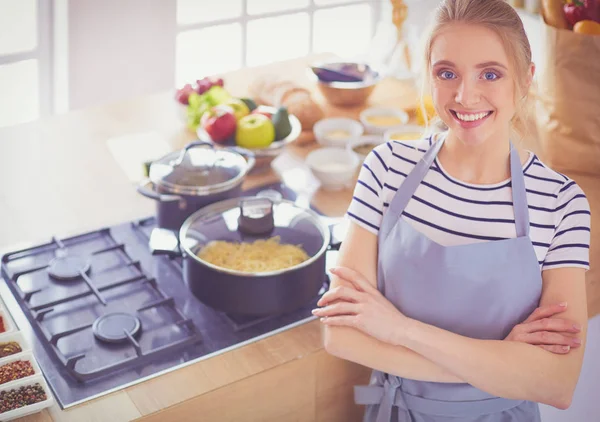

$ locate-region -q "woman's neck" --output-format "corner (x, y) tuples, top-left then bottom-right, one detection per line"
(436, 129), (518, 185)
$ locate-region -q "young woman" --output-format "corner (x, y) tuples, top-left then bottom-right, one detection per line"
(313, 0), (591, 420)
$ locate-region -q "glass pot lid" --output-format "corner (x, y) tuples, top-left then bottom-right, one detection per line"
(179, 196), (330, 276)
(149, 141), (254, 196)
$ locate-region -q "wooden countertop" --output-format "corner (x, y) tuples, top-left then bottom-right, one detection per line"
(0, 54), (418, 422)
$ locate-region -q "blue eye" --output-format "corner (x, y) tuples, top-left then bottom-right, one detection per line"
(439, 70), (456, 80)
(483, 71), (500, 81)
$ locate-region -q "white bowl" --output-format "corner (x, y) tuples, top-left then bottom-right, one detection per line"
(313, 117), (364, 148)
(383, 124), (427, 143)
(0, 331), (30, 354)
(0, 307), (15, 336)
(0, 351), (42, 388)
(346, 135), (386, 162)
(0, 374), (54, 421)
(359, 107), (410, 135)
(306, 147), (360, 191)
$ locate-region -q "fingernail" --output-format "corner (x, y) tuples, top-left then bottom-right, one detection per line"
(311, 309), (318, 314)
(562, 346), (570, 352)
(559, 302), (568, 307)
(573, 324), (581, 331)
(320, 317), (327, 322)
(573, 338), (582, 344)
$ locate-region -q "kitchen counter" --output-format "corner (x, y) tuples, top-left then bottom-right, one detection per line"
(1, 53), (598, 422)
(0, 54), (418, 422)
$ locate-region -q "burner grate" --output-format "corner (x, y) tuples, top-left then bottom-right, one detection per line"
(1, 227), (202, 382)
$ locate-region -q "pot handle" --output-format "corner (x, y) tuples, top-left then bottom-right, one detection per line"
(149, 228), (182, 258)
(322, 216), (346, 251)
(137, 179), (182, 203)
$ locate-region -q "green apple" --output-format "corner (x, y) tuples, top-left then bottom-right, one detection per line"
(223, 98), (250, 121)
(235, 114), (276, 149)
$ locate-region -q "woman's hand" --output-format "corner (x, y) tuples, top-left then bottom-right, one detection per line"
(505, 302), (582, 354)
(313, 266), (409, 346)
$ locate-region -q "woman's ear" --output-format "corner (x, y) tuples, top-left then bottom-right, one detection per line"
(527, 62), (536, 88)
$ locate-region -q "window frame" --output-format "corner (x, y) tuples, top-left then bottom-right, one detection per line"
(0, 0), (53, 121)
(175, 0), (382, 83)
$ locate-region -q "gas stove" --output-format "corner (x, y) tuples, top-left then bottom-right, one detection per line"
(0, 183), (335, 408)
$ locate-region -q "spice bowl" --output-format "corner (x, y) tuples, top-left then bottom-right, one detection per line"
(0, 374), (54, 421)
(0, 351), (42, 387)
(306, 147), (360, 191)
(0, 307), (15, 335)
(0, 331), (30, 356)
(359, 107), (410, 135)
(346, 135), (386, 163)
(313, 117), (364, 148)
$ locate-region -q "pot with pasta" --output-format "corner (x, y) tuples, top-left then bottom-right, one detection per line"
(151, 195), (339, 316)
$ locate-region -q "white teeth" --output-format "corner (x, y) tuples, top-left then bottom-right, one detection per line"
(455, 111), (490, 122)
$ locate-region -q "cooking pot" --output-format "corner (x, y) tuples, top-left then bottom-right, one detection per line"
(137, 141), (255, 230)
(150, 194), (341, 316)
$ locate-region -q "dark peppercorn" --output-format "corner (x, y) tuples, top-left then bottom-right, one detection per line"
(0, 383), (46, 413)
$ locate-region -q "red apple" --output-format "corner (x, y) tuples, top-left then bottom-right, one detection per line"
(175, 84), (195, 105)
(200, 105), (237, 143)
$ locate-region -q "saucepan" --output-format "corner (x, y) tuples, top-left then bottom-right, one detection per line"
(137, 141), (255, 230)
(150, 194), (342, 316)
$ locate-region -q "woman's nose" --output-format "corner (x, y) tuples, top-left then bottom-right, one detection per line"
(455, 79), (480, 107)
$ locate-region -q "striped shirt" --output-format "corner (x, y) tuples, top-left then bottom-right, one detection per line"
(347, 136), (591, 271)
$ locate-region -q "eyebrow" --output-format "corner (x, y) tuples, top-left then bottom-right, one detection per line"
(432, 60), (508, 70)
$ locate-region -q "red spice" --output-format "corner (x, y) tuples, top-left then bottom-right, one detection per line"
(0, 361), (34, 385)
(0, 316), (5, 333)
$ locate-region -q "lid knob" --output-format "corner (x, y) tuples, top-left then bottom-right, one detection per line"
(238, 197), (275, 235)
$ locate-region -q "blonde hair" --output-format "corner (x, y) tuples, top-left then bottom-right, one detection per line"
(419, 0), (533, 139)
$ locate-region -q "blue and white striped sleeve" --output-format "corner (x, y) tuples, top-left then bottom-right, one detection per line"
(345, 143), (391, 235)
(542, 180), (591, 271)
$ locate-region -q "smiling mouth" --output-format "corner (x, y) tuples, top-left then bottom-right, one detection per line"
(450, 110), (493, 122)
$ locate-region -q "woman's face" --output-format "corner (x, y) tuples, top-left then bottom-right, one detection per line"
(429, 23), (525, 147)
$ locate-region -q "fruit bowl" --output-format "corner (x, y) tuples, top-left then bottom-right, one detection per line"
(196, 106), (302, 172)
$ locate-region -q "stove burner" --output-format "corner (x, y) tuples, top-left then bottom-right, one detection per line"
(92, 312), (141, 344)
(48, 254), (91, 280)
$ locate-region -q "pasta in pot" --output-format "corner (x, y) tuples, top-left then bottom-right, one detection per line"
(197, 236), (309, 273)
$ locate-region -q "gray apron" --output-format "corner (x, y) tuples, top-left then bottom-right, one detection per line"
(354, 135), (543, 421)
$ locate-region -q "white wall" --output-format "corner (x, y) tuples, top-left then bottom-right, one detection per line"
(64, 0), (176, 110)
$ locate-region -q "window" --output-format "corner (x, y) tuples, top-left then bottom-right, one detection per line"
(175, 0), (381, 87)
(0, 0), (52, 128)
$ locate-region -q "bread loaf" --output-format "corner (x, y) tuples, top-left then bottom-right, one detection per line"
(249, 75), (324, 132)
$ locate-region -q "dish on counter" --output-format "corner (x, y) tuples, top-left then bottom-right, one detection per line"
(306, 147), (360, 191)
(313, 117), (364, 147)
(384, 125), (426, 143)
(359, 107), (410, 135)
(307, 61), (381, 106)
(0, 375), (54, 420)
(347, 135), (386, 162)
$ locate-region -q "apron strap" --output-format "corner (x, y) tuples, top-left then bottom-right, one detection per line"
(379, 134), (445, 245)
(510, 142), (530, 237)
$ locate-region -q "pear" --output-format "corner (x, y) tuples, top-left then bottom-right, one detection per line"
(272, 107), (293, 141)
